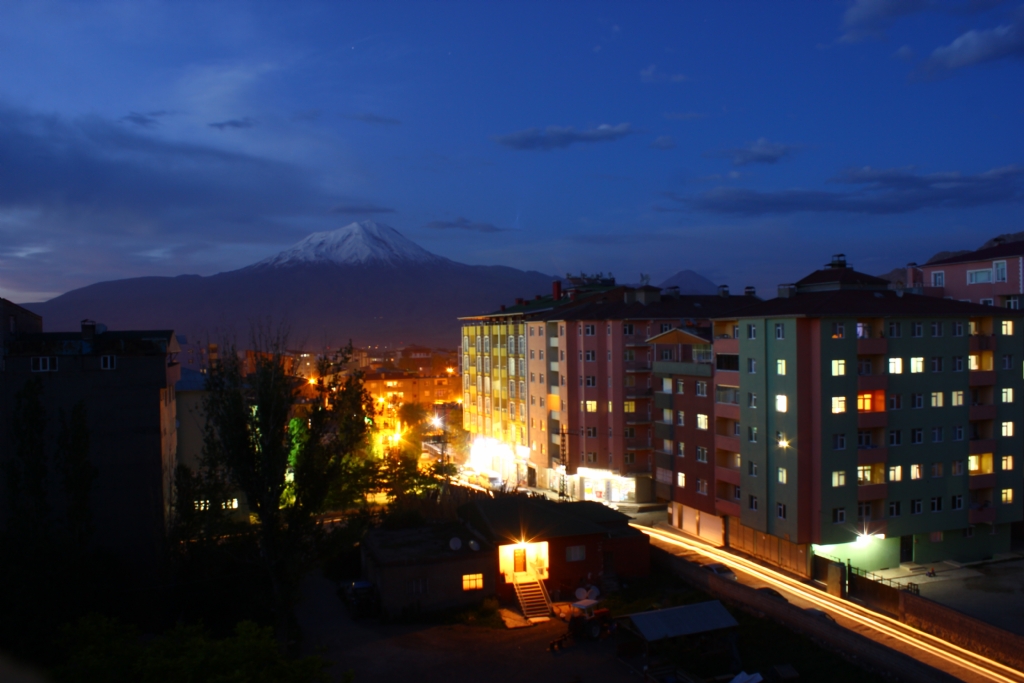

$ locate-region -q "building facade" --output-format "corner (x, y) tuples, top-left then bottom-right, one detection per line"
(911, 238), (1024, 308)
(696, 257), (1024, 573)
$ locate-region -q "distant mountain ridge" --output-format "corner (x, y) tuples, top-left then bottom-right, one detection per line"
(657, 269), (719, 295)
(24, 222), (556, 349)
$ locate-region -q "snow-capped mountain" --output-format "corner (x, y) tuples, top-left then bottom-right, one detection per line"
(24, 223), (555, 348)
(254, 221), (449, 268)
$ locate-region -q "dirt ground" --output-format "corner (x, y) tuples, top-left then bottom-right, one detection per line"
(295, 574), (637, 683)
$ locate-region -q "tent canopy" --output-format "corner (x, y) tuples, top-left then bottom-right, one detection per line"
(625, 600), (737, 642)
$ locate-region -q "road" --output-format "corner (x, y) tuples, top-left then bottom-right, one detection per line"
(639, 525), (1024, 683)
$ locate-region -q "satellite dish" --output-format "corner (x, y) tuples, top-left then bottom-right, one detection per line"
(468, 539), (480, 551)
(574, 587), (588, 600)
(449, 537), (462, 551)
(587, 586), (601, 600)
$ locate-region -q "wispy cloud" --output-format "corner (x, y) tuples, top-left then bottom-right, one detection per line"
(119, 110), (169, 127)
(684, 165), (1024, 215)
(917, 15), (1024, 77)
(329, 203), (396, 215)
(712, 138), (800, 166)
(343, 112), (401, 125)
(640, 64), (687, 83)
(493, 123), (632, 151)
(840, 0), (930, 42)
(208, 117), (257, 130)
(650, 136), (676, 150)
(424, 217), (506, 233)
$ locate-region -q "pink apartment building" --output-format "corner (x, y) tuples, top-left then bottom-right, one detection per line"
(911, 238), (1024, 308)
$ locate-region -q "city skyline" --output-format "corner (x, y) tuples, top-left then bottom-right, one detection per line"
(1, 1), (1022, 304)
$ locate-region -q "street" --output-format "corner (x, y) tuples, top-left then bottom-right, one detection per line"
(640, 524), (1024, 683)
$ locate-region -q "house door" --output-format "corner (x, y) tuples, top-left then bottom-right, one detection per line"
(527, 467), (537, 488)
(900, 535), (914, 563)
(514, 548), (527, 573)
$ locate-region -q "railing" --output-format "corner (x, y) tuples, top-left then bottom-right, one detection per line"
(815, 551), (919, 595)
(715, 386), (740, 405)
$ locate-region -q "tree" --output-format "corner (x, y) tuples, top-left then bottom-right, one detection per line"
(55, 402), (97, 549)
(199, 337), (372, 636)
(5, 377), (50, 542)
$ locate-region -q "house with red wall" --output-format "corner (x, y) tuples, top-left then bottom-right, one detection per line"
(911, 238), (1024, 308)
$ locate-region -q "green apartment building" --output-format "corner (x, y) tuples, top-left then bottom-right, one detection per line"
(712, 256), (1023, 572)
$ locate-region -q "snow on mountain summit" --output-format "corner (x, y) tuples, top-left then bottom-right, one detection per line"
(256, 221), (448, 267)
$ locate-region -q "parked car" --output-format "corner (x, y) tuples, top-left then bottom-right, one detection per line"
(803, 608), (836, 623)
(338, 580), (379, 618)
(702, 563), (738, 580)
(756, 587), (788, 603)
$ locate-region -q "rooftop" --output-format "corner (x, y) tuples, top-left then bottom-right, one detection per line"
(363, 520), (492, 566)
(460, 496), (642, 544)
(925, 240), (1024, 267)
(10, 327), (179, 356)
(535, 292), (756, 323)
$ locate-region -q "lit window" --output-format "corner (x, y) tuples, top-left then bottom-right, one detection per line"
(910, 464), (922, 480)
(1002, 388), (1014, 403)
(889, 465), (902, 482)
(831, 397), (847, 414)
(968, 355), (980, 371)
(462, 574), (484, 591)
(910, 357), (924, 373)
(1003, 320), (1015, 336)
(696, 414), (709, 430)
(857, 465), (872, 484)
(585, 401), (597, 413)
(831, 322), (845, 339)
(1002, 456), (1014, 471)
(623, 401), (635, 413)
(677, 472), (685, 487)
(1002, 489), (1014, 505)
(951, 391), (964, 406)
(831, 359), (846, 376)
(888, 358), (903, 374)
(776, 359), (786, 375)
(663, 439), (673, 453)
(930, 392), (944, 408)
(857, 392), (873, 412)
(1003, 422), (1015, 437)
(775, 395), (788, 412)
(778, 467), (787, 484)
(832, 470), (846, 487)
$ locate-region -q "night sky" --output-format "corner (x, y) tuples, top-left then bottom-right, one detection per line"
(1, 1), (1022, 302)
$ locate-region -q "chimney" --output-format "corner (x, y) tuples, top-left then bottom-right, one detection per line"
(500, 304), (506, 311)
(552, 281), (562, 301)
(665, 286), (680, 299)
(623, 289), (636, 304)
(718, 284), (730, 298)
(515, 298), (524, 305)
(81, 319), (96, 340)
(777, 284), (796, 298)
(744, 286), (756, 297)
(906, 262), (920, 287)
(829, 254), (847, 269)
(535, 294), (542, 300)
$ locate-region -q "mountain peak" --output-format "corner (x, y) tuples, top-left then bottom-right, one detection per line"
(255, 221), (447, 268)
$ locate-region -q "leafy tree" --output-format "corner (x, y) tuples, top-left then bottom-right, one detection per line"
(5, 377), (50, 541)
(199, 337), (372, 635)
(55, 402), (97, 549)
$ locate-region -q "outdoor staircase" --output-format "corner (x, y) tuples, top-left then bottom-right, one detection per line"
(513, 576), (552, 622)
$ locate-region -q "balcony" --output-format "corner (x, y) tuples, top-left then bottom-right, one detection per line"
(857, 338), (888, 355)
(625, 387), (653, 399)
(970, 507), (995, 524)
(715, 386), (741, 405)
(716, 403), (740, 421)
(625, 414), (653, 425)
(969, 335), (993, 352)
(970, 439), (997, 455)
(969, 371), (996, 387)
(857, 375), (888, 392)
(654, 451), (673, 470)
(624, 361), (652, 373)
(857, 447), (888, 465)
(969, 404), (998, 421)
(858, 483), (888, 502)
(624, 437), (652, 451)
(715, 434), (741, 453)
(857, 412), (887, 429)
(714, 337), (739, 354)
(715, 465), (741, 486)
(716, 498), (742, 518)
(969, 473), (996, 490)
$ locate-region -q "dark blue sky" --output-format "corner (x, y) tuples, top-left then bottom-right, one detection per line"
(1, 0), (1022, 302)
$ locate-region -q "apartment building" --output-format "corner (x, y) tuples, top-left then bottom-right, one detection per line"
(910, 237), (1024, 308)
(0, 297), (42, 361)
(460, 278), (756, 501)
(698, 255), (1023, 574)
(0, 320), (181, 573)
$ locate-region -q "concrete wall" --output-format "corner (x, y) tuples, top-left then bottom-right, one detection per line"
(364, 551), (498, 618)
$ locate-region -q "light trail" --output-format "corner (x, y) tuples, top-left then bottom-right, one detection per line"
(637, 525), (1024, 683)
